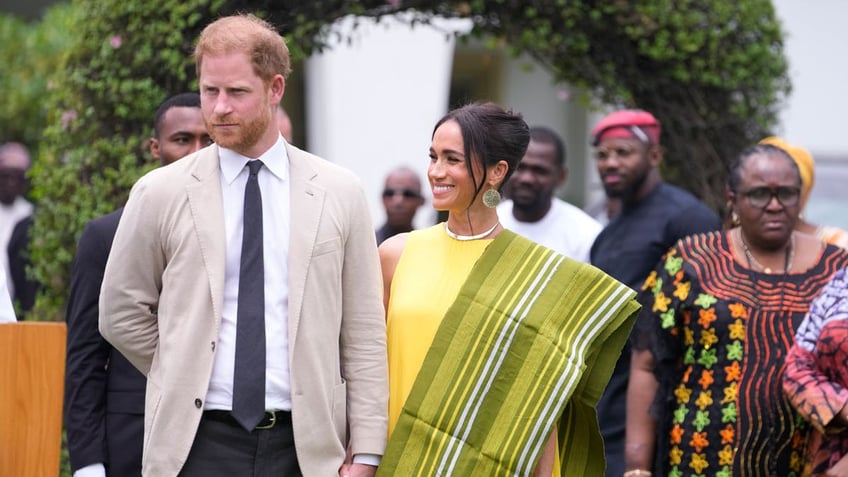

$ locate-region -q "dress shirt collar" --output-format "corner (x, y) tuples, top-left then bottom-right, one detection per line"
(218, 135), (289, 185)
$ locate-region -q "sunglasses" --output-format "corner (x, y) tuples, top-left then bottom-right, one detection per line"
(739, 186), (801, 209)
(382, 188), (420, 199)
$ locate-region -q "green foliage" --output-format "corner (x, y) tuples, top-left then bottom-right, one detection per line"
(28, 0), (788, 329)
(28, 0), (223, 320)
(456, 0), (788, 209)
(229, 0), (788, 209)
(0, 3), (76, 151)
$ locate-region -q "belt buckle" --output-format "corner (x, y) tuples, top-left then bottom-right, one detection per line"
(255, 411), (276, 430)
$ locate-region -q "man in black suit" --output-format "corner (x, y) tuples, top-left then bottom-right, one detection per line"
(64, 92), (212, 477)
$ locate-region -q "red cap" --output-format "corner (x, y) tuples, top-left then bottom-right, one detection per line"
(590, 109), (661, 146)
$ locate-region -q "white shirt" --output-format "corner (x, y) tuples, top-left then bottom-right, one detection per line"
(206, 136), (292, 412)
(0, 196), (33, 296)
(498, 198), (602, 263)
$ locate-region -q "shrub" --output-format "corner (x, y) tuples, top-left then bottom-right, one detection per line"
(29, 0), (787, 324)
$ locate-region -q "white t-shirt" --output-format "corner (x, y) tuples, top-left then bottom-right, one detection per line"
(497, 198), (602, 263)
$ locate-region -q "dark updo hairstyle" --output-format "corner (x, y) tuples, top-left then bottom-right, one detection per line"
(432, 102), (530, 208)
(727, 143), (801, 193)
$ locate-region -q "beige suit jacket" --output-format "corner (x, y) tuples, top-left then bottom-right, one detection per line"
(99, 144), (388, 476)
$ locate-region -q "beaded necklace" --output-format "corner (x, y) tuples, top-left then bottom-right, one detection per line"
(738, 228), (794, 274)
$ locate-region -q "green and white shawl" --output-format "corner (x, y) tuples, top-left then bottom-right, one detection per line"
(378, 231), (640, 476)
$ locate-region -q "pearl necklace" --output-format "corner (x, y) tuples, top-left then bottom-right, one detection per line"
(444, 221), (499, 241)
(738, 228), (794, 274)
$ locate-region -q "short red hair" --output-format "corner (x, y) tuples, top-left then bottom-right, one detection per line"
(194, 14), (291, 84)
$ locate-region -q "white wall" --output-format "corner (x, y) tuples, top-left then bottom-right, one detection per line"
(773, 0), (848, 158)
(499, 55), (593, 207)
(305, 14), (471, 229)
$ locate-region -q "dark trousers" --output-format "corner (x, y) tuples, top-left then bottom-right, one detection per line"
(179, 411), (301, 477)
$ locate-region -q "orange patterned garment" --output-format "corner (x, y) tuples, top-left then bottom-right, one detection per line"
(634, 231), (848, 477)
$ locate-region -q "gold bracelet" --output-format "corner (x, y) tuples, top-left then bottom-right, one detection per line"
(623, 470), (651, 477)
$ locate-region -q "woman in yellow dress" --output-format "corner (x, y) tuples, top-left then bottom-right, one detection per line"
(376, 102), (640, 476)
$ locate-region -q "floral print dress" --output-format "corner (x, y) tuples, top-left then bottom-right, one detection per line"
(634, 231), (848, 477)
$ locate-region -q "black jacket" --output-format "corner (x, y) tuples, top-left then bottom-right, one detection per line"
(64, 208), (145, 476)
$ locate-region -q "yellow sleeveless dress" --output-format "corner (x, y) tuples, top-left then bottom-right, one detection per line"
(385, 224), (561, 475)
(386, 224), (491, 435)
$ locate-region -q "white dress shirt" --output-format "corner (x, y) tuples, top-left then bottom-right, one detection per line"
(206, 136), (292, 412)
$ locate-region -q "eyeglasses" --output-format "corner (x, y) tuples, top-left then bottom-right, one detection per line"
(740, 186), (801, 209)
(382, 188), (420, 199)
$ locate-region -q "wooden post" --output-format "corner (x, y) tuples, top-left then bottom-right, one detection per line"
(0, 322), (66, 477)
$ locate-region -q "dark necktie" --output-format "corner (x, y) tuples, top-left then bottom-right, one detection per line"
(232, 159), (266, 431)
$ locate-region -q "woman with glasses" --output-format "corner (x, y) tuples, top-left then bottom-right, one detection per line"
(624, 143), (848, 477)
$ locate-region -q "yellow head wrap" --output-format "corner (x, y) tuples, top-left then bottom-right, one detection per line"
(758, 136), (815, 208)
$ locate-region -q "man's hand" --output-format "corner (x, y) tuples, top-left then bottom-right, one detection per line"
(339, 463), (377, 477)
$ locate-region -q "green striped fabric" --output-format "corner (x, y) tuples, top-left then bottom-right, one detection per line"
(378, 230), (640, 476)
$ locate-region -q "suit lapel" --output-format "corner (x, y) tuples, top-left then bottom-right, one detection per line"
(287, 145), (325, 356)
(185, 148), (226, 327)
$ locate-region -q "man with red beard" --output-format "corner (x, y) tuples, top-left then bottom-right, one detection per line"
(99, 14), (387, 477)
(588, 109), (720, 477)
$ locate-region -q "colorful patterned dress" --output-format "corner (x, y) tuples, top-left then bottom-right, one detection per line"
(634, 231), (848, 477)
(784, 267), (848, 476)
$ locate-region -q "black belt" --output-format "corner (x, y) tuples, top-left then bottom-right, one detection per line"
(203, 410), (291, 430)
